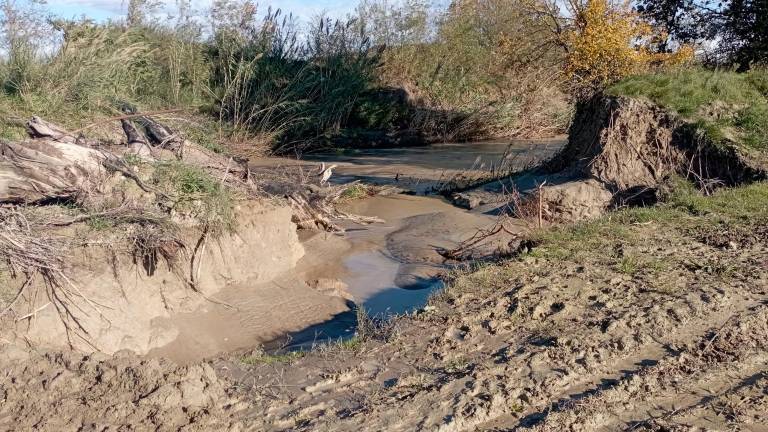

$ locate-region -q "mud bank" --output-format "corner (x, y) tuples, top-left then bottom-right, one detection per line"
(457, 95), (768, 222)
(213, 186), (768, 431)
(252, 138), (564, 195)
(0, 344), (244, 431)
(2, 154), (517, 363)
(1, 95), (767, 432)
(340, 194), (499, 307)
(2, 202), (351, 358)
(259, 193), (509, 351)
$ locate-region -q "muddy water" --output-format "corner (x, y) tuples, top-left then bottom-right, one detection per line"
(339, 194), (495, 314)
(302, 138), (564, 193)
(259, 139), (563, 350)
(154, 139), (562, 361)
(301, 138), (563, 312)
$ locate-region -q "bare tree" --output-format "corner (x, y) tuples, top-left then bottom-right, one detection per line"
(126, 0), (162, 27)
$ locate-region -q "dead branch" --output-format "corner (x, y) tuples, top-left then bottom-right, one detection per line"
(0, 276), (33, 318)
(70, 108), (192, 136)
(45, 203), (171, 228)
(437, 216), (521, 261)
(26, 116), (83, 145)
(0, 208), (103, 348)
(101, 158), (168, 198)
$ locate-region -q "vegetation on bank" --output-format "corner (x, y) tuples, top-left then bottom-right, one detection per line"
(436, 60), (768, 317)
(439, 178), (768, 304)
(610, 69), (768, 150)
(150, 160), (237, 233)
(529, 179), (768, 261)
(0, 0), (726, 154)
(0, 0), (574, 153)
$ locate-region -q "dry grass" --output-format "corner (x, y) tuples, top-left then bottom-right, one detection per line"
(0, 207), (105, 348)
(434, 141), (560, 195)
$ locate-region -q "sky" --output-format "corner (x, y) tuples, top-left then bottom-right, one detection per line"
(41, 0), (357, 23)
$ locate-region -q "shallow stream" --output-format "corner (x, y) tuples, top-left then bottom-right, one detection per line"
(263, 138), (563, 349)
(154, 138), (564, 361)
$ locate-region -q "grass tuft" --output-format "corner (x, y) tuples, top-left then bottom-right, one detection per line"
(151, 161), (235, 233)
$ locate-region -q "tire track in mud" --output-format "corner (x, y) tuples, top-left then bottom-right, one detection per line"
(227, 225), (768, 432)
(516, 303), (768, 431)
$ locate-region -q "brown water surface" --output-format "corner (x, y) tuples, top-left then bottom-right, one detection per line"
(154, 139), (562, 360)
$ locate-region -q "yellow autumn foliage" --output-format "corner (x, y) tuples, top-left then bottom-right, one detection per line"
(565, 0), (693, 91)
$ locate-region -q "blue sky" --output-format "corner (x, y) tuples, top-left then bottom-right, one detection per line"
(42, 0), (357, 23)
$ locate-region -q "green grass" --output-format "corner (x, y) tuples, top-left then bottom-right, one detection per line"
(528, 180), (768, 262)
(151, 161), (235, 233)
(336, 336), (363, 351)
(616, 255), (640, 275)
(340, 184), (372, 201)
(433, 180), (767, 306)
(665, 180), (768, 222)
(240, 351), (305, 365)
(609, 69), (768, 150)
(86, 216), (113, 231)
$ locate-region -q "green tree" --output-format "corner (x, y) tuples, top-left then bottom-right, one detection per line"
(564, 0), (693, 94)
(722, 0), (768, 70)
(637, 0), (768, 69)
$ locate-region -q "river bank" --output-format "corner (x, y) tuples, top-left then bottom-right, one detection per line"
(151, 138), (559, 361)
(214, 181), (768, 431)
(1, 82), (767, 431)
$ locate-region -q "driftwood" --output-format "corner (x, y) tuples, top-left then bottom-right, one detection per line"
(26, 116), (77, 143)
(1, 113), (381, 236)
(0, 138), (109, 204)
(26, 116), (98, 147)
(0, 111), (253, 204)
(120, 119), (153, 159)
(120, 105), (249, 181)
(287, 182), (384, 232)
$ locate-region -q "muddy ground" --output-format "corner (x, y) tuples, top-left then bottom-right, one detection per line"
(3, 185), (765, 431)
(206, 200), (767, 431)
(1, 118), (767, 432)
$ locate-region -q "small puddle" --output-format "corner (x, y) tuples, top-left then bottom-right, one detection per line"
(344, 251), (439, 316)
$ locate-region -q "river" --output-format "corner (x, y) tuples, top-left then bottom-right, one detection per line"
(302, 138), (563, 193)
(154, 138), (564, 360)
(264, 138), (564, 349)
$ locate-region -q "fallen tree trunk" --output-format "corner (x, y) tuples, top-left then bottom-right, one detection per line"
(0, 138), (109, 204)
(120, 107), (249, 181)
(120, 119), (153, 160)
(1, 114), (254, 205)
(26, 116), (99, 148)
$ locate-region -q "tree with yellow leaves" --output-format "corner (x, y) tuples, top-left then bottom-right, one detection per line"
(564, 0), (693, 93)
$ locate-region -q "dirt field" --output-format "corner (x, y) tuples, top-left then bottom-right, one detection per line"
(205, 184), (767, 431)
(2, 193), (765, 431)
(1, 95), (766, 431)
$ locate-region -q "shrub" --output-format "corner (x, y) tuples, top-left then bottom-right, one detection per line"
(206, 7), (381, 152)
(362, 0), (572, 140)
(564, 0), (693, 95)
